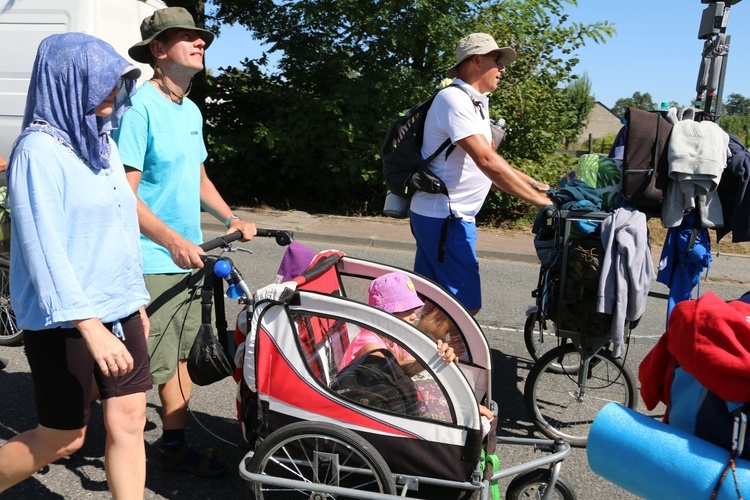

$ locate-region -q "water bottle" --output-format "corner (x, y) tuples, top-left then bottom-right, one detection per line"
(490, 118), (506, 151)
(383, 190), (410, 219)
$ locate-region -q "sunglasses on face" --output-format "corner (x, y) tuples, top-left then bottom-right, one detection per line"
(483, 54), (505, 70)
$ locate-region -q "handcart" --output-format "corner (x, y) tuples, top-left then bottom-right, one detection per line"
(523, 208), (639, 448)
(201, 233), (575, 499)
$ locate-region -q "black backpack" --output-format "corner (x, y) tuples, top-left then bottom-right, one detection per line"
(330, 349), (421, 416)
(381, 84), (482, 199)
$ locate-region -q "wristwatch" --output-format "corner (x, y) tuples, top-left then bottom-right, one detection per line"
(224, 214), (241, 228)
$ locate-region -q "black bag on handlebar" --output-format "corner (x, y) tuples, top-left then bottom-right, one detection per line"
(187, 268), (235, 386)
(187, 323), (234, 386)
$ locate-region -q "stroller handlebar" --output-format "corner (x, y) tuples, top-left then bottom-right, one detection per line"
(200, 228), (293, 252)
(199, 228), (293, 302)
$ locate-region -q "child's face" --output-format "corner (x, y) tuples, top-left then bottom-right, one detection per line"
(394, 306), (421, 325)
(417, 310), (450, 342)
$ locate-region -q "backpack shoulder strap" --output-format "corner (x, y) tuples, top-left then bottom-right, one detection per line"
(445, 83), (485, 119)
(437, 84), (486, 159)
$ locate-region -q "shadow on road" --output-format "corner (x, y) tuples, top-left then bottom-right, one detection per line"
(490, 348), (539, 439)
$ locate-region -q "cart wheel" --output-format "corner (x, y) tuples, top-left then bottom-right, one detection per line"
(523, 342), (637, 447)
(0, 258), (22, 347)
(506, 468), (577, 500)
(523, 313), (578, 373)
(246, 421), (397, 499)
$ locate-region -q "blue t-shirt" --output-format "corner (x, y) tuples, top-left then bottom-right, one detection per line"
(7, 133), (149, 330)
(113, 83), (208, 274)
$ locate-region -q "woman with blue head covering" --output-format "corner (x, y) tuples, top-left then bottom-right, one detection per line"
(0, 33), (151, 498)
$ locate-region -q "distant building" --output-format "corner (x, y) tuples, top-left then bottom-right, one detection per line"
(575, 102), (623, 147)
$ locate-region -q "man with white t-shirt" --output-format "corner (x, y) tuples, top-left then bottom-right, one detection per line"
(410, 33), (551, 315)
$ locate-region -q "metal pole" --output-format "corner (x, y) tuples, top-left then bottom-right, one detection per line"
(714, 33), (731, 122)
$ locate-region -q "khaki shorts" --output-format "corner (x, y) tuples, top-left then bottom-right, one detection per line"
(145, 271), (204, 385)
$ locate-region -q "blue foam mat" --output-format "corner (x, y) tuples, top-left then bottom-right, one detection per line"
(587, 402), (749, 500)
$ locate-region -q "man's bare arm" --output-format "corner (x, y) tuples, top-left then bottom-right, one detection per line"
(457, 134), (551, 209)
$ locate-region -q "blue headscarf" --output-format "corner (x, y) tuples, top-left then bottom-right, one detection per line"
(12, 32), (139, 171)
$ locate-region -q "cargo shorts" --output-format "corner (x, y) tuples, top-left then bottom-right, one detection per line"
(144, 270), (204, 385)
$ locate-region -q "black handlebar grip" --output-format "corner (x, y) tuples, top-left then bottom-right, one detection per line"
(256, 229), (293, 246)
(200, 228), (293, 251)
(199, 231), (243, 251)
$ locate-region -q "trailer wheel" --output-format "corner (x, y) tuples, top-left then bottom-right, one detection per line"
(506, 468), (577, 500)
(247, 421), (396, 499)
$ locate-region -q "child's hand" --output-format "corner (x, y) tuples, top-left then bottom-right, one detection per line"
(479, 404), (494, 420)
(437, 339), (457, 364)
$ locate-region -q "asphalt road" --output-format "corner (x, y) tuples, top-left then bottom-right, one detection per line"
(1, 231), (747, 499)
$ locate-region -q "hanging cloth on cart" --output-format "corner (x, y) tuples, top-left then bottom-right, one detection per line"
(661, 107), (729, 228)
(656, 212), (712, 322)
(545, 179), (602, 238)
(596, 207), (654, 357)
(716, 133), (750, 243)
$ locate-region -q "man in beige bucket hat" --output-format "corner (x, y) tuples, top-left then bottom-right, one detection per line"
(113, 6), (257, 478)
(410, 32), (551, 315)
(445, 32), (516, 79)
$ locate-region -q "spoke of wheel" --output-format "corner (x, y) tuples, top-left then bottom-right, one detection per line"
(270, 443), (311, 484)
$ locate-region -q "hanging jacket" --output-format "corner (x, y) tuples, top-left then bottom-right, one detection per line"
(661, 108), (728, 228)
(656, 213), (712, 322)
(596, 207), (654, 357)
(716, 133), (750, 242)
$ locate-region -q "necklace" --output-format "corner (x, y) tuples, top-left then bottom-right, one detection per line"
(151, 68), (192, 104)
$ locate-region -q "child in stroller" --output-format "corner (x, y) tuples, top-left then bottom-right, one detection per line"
(338, 272), (493, 428)
(339, 272), (457, 371)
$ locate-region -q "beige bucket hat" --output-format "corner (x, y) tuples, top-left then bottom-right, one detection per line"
(446, 33), (516, 78)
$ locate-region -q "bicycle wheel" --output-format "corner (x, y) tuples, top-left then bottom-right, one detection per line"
(523, 313), (578, 374)
(506, 468), (577, 500)
(246, 421), (396, 499)
(0, 258), (22, 346)
(524, 342), (637, 447)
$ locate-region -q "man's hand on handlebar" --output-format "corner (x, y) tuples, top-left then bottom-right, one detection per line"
(226, 218), (257, 242)
(199, 229), (293, 254)
(167, 235), (206, 270)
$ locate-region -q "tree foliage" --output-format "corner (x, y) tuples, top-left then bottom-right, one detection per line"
(724, 93), (750, 116)
(611, 91), (656, 118)
(719, 114), (750, 146)
(185, 0), (614, 216)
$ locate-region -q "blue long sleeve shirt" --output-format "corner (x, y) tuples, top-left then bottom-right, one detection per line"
(7, 132), (149, 330)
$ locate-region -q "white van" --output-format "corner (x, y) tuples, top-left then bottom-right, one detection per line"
(0, 0), (168, 160)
